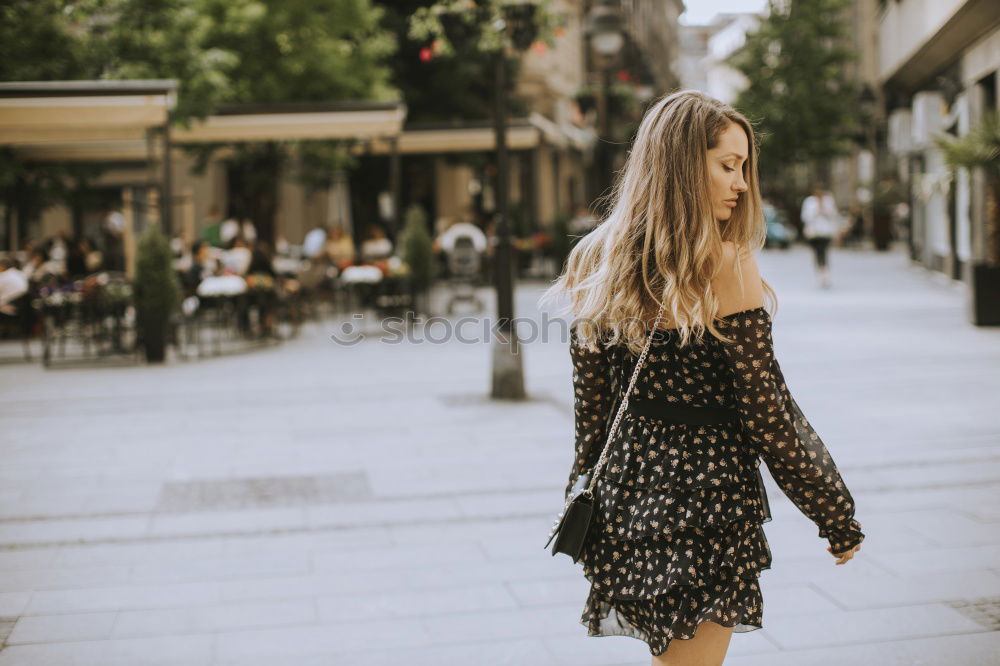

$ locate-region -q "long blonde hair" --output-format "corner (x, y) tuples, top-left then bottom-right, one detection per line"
(539, 89), (777, 355)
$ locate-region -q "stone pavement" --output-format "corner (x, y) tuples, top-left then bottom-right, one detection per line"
(0, 241), (999, 665)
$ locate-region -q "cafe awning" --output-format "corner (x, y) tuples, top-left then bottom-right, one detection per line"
(0, 90), (406, 161)
(356, 113), (596, 155)
(173, 101), (406, 143)
(0, 80), (177, 147)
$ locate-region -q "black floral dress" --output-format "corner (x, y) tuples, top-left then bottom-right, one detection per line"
(564, 306), (865, 657)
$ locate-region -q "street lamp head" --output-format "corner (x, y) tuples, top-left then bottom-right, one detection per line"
(586, 0), (624, 57)
(591, 31), (624, 56)
(503, 3), (539, 52)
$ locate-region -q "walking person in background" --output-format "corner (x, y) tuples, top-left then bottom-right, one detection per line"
(539, 90), (864, 665)
(800, 185), (843, 289)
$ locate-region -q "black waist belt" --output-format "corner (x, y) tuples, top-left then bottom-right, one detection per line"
(625, 397), (740, 426)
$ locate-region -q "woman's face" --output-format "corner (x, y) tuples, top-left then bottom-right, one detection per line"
(706, 122), (750, 222)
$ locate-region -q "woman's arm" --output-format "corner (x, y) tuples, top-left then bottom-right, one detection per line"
(564, 324), (614, 499)
(717, 309), (865, 554)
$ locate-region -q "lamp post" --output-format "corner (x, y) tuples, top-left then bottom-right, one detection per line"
(585, 0), (624, 202)
(438, 2), (537, 399)
(489, 3), (538, 400)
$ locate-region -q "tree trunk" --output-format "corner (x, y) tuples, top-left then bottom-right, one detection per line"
(227, 143), (284, 245)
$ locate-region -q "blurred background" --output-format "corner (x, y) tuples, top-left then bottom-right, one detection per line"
(0, 1), (998, 664)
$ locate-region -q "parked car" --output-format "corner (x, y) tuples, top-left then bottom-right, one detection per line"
(763, 202), (793, 249)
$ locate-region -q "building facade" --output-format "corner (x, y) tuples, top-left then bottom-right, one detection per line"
(878, 0), (999, 322)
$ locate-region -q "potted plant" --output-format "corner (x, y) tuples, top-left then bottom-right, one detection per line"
(134, 223), (181, 362)
(398, 204), (438, 316)
(935, 111), (1000, 326)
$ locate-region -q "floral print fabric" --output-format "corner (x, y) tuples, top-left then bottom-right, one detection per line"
(565, 306), (864, 656)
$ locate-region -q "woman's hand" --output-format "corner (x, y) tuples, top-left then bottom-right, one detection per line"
(827, 520), (862, 565)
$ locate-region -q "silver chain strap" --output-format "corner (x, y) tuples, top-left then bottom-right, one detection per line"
(582, 299), (668, 497)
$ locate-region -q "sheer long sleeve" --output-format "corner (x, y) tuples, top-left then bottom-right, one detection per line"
(718, 308), (865, 555)
(564, 326), (615, 499)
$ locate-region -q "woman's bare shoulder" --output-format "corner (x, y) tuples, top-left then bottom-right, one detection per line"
(713, 242), (764, 316)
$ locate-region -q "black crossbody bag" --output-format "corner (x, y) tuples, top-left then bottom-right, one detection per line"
(544, 303), (667, 562)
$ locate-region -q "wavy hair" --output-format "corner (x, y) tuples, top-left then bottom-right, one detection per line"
(539, 89), (777, 355)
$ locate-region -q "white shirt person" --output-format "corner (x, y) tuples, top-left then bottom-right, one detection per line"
(800, 188), (842, 239)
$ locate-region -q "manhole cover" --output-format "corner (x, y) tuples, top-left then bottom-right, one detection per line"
(946, 595), (1000, 631)
(156, 471), (372, 512)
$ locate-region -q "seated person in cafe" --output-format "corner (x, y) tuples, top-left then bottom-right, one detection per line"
(360, 224), (393, 262)
(324, 226), (356, 270)
(183, 240), (218, 294)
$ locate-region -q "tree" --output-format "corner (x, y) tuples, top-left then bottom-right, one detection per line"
(0, 1), (90, 82)
(376, 0), (523, 123)
(1, 0), (398, 246)
(728, 0), (861, 209)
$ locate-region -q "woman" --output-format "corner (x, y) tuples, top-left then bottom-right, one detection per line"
(800, 185), (842, 288)
(539, 90), (864, 664)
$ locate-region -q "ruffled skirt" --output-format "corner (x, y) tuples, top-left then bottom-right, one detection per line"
(577, 415), (773, 657)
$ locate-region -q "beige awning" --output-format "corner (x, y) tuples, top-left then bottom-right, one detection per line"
(358, 124), (540, 155)
(1, 93), (407, 162)
(0, 80), (177, 146)
(14, 140), (162, 162)
(173, 102), (406, 143)
(356, 114), (596, 155)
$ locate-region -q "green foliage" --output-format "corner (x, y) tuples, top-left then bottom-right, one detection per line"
(408, 0), (564, 56)
(195, 0), (397, 108)
(728, 0), (861, 179)
(378, 0), (512, 122)
(937, 111), (1000, 265)
(56, 0), (234, 124)
(936, 111), (1000, 178)
(0, 0), (90, 81)
(398, 204), (437, 291)
(134, 223), (181, 317)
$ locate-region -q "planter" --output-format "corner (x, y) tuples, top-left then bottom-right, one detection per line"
(134, 224), (181, 364)
(139, 311), (169, 362)
(968, 262), (1000, 326)
(873, 211), (893, 251)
